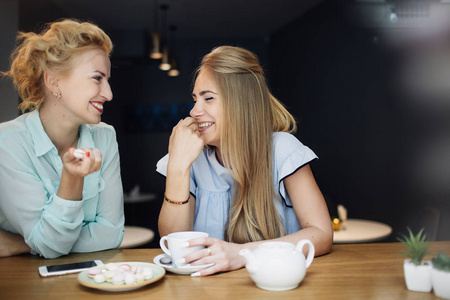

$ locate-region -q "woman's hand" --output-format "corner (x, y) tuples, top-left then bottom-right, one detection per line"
(168, 117), (204, 171)
(0, 229), (30, 257)
(182, 237), (249, 276)
(57, 147), (102, 200)
(62, 147), (102, 178)
(158, 117), (204, 235)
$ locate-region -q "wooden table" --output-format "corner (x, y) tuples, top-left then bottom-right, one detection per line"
(1, 242), (449, 299)
(333, 219), (393, 244)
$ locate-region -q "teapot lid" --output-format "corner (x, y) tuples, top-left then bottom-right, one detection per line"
(258, 241), (295, 251)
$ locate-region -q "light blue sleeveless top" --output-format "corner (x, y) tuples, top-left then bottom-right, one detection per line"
(156, 132), (317, 240)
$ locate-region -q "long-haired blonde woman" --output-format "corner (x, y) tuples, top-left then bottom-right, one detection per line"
(0, 19), (124, 258)
(157, 46), (332, 276)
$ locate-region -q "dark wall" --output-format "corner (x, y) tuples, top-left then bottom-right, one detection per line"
(268, 0), (450, 241)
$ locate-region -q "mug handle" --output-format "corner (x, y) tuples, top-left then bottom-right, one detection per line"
(296, 239), (315, 268)
(159, 236), (171, 256)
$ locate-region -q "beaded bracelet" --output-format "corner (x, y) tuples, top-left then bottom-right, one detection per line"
(164, 193), (190, 205)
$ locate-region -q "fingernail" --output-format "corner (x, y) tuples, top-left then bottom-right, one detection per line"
(86, 152), (90, 157)
(191, 272), (200, 277)
(176, 258), (186, 265)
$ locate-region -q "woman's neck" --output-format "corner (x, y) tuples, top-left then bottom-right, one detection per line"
(39, 104), (80, 156)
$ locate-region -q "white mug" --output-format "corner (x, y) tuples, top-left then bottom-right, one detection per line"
(159, 231), (208, 267)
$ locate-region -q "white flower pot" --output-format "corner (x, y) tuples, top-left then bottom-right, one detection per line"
(403, 259), (432, 292)
(431, 268), (450, 299)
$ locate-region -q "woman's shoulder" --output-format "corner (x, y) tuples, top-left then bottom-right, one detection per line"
(273, 132), (304, 148)
(84, 122), (117, 142)
(85, 122), (116, 134)
(0, 113), (31, 141)
(82, 123), (118, 156)
(272, 131), (317, 164)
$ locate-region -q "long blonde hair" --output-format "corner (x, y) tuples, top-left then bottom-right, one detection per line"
(2, 19), (112, 113)
(195, 46), (296, 243)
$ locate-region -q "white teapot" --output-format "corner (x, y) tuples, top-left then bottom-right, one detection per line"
(239, 240), (315, 291)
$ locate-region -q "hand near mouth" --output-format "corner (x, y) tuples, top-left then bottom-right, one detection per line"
(168, 117), (204, 170)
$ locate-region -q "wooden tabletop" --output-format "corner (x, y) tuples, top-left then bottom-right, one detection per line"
(1, 242), (449, 299)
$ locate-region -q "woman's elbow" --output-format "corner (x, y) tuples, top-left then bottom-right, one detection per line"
(107, 226), (125, 249)
(312, 226), (333, 256)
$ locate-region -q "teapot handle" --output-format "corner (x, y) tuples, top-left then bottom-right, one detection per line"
(296, 239), (315, 268)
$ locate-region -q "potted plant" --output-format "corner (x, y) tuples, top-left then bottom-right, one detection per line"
(431, 252), (450, 299)
(398, 227), (432, 292)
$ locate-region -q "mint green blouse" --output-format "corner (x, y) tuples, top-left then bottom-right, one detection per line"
(0, 110), (124, 258)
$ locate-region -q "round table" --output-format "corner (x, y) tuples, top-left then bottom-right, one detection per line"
(333, 219), (392, 244)
(119, 226), (155, 249)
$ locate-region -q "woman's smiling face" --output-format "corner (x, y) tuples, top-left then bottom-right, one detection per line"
(57, 48), (112, 125)
(190, 69), (222, 149)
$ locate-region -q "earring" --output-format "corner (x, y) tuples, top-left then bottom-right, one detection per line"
(53, 91), (61, 99)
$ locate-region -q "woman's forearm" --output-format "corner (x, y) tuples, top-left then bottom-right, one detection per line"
(0, 230), (31, 257)
(158, 163), (196, 236)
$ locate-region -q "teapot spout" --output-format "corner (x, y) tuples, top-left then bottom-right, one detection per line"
(239, 249), (259, 273)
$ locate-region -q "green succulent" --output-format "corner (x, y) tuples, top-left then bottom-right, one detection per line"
(397, 227), (430, 265)
(432, 252), (450, 272)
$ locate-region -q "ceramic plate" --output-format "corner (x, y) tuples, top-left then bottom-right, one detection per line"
(153, 254), (214, 275)
(77, 262), (165, 292)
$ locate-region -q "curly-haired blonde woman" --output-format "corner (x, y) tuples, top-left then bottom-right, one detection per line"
(157, 46), (333, 276)
(0, 19), (124, 258)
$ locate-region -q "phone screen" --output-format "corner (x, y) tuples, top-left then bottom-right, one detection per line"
(46, 261), (98, 272)
(39, 260), (103, 277)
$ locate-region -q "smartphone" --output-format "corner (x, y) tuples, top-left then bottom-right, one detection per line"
(38, 260), (103, 277)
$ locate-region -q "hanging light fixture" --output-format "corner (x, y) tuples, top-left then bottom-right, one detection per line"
(168, 57), (179, 76)
(158, 4), (171, 70)
(168, 26), (179, 76)
(149, 0), (163, 59)
(150, 32), (163, 59)
(159, 46), (171, 71)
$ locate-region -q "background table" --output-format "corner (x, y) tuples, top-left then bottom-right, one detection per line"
(119, 226), (155, 249)
(333, 218), (393, 243)
(123, 192), (159, 248)
(124, 193), (157, 204)
(1, 242), (449, 299)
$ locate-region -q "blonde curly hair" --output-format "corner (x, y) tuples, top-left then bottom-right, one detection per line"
(2, 19), (113, 113)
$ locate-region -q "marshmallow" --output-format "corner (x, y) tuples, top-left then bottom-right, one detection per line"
(124, 272), (136, 285)
(142, 267), (153, 280)
(132, 266), (143, 274)
(88, 267), (103, 278)
(135, 273), (145, 283)
(112, 273), (125, 285)
(90, 263), (151, 286)
(94, 274), (106, 283)
(119, 264), (132, 272)
(103, 270), (116, 283)
(73, 149), (85, 159)
(105, 263), (118, 271)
